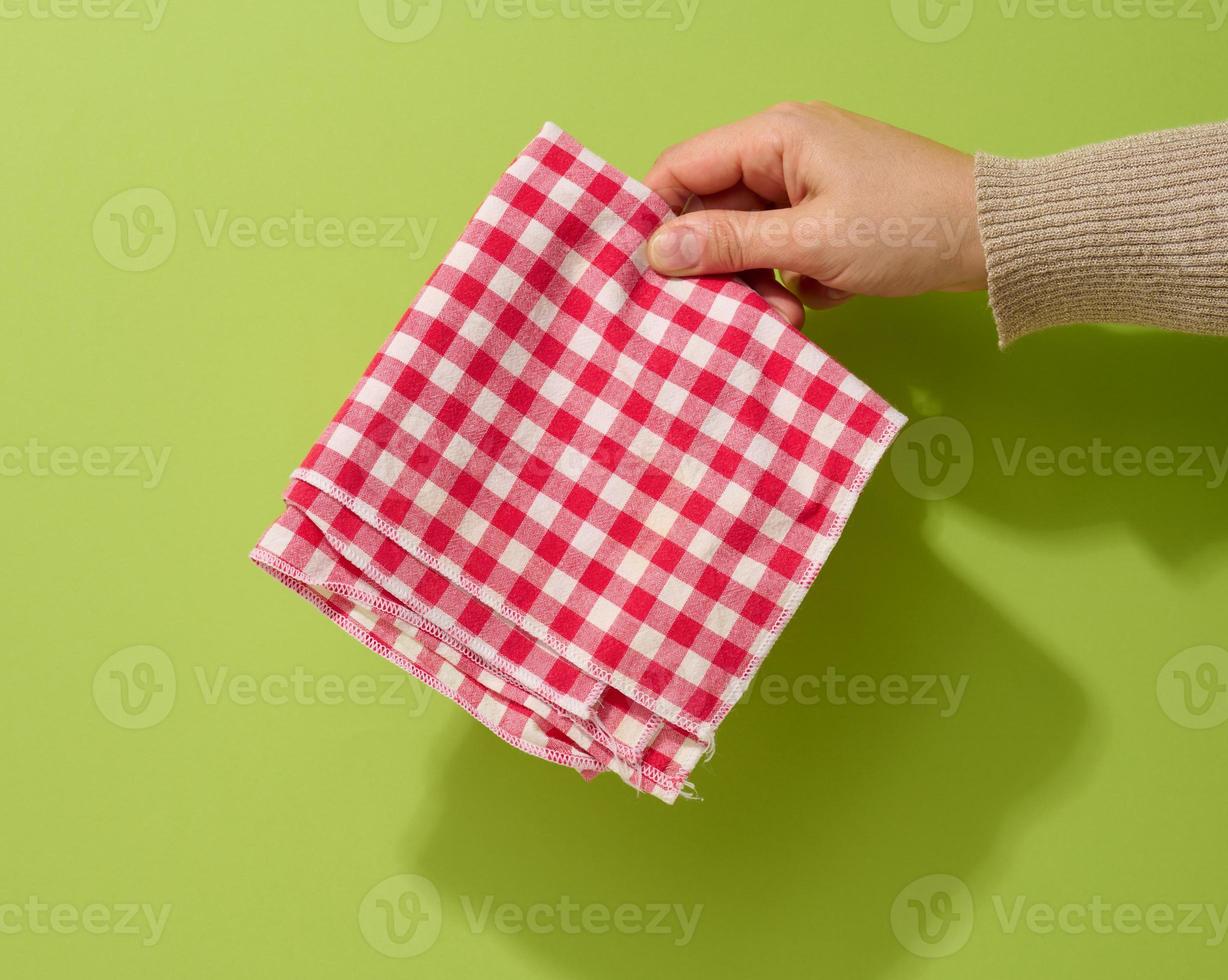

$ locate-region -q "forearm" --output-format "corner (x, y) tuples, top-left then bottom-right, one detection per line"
(975, 122), (1228, 346)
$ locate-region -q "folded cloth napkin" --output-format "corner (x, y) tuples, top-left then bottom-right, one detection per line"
(251, 123), (905, 802)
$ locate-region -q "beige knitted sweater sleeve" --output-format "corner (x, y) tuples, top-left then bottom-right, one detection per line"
(974, 122), (1228, 346)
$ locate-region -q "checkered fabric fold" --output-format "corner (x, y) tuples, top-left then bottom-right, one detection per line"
(251, 123), (905, 802)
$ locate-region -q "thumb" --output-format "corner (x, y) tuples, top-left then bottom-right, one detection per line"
(646, 208), (809, 278)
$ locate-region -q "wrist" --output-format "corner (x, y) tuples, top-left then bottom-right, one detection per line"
(952, 153), (988, 291)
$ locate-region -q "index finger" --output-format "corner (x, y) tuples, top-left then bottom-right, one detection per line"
(644, 112), (795, 212)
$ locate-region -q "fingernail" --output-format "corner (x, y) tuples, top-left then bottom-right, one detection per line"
(649, 223), (704, 274)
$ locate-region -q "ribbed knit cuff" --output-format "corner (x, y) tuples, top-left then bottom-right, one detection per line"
(975, 123), (1228, 346)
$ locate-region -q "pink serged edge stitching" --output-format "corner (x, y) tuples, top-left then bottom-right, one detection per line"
(250, 547), (689, 799)
(715, 410), (907, 727)
(290, 498), (670, 766)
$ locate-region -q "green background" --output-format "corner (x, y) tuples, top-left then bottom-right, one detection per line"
(3, 0), (1227, 976)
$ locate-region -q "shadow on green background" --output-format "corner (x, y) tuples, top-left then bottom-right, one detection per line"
(397, 292), (1228, 976)
(399, 296), (1228, 975)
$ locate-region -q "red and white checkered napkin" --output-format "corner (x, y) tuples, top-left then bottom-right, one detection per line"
(251, 123), (905, 802)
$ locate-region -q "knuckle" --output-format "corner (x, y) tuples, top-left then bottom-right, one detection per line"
(705, 216), (744, 269)
(767, 100), (808, 116)
(650, 142), (683, 170)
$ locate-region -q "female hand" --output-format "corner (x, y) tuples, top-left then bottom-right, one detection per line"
(644, 101), (988, 327)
